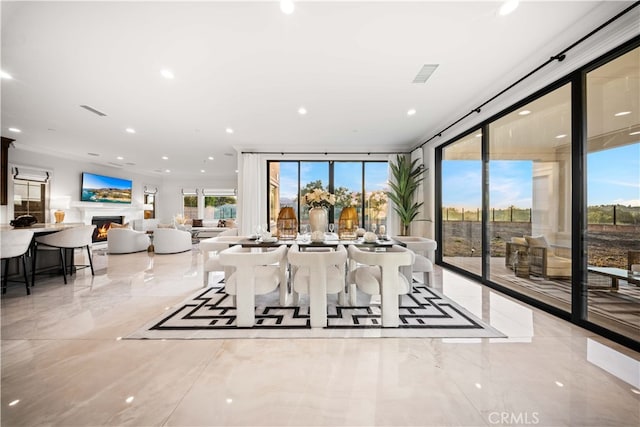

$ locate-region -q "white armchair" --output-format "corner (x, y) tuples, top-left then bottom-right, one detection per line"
(152, 228), (192, 254)
(392, 236), (437, 285)
(287, 244), (347, 328)
(219, 244), (288, 327)
(107, 228), (151, 254)
(347, 245), (414, 327)
(200, 235), (246, 285)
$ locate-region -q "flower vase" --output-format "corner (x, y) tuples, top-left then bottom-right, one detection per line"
(308, 207), (327, 233)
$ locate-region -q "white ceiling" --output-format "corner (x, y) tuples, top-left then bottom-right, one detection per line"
(1, 1), (634, 180)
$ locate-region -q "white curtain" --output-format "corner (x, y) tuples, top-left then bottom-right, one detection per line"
(410, 148), (425, 237)
(239, 153), (263, 235)
(386, 154), (400, 238)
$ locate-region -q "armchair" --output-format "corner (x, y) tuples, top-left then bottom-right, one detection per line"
(107, 228), (151, 254)
(525, 235), (571, 279)
(347, 245), (414, 327)
(219, 244), (288, 327)
(287, 244), (347, 328)
(200, 235), (245, 285)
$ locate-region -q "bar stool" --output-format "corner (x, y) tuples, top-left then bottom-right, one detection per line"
(32, 225), (96, 284)
(1, 229), (34, 295)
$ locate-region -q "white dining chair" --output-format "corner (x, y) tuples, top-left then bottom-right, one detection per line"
(200, 235), (246, 285)
(392, 236), (437, 286)
(218, 244), (288, 327)
(347, 244), (414, 327)
(32, 225), (96, 285)
(1, 229), (34, 295)
(287, 244), (347, 328)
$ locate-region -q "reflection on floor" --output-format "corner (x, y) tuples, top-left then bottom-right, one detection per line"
(444, 256), (640, 343)
(1, 249), (639, 427)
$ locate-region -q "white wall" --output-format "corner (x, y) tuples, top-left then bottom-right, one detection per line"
(4, 147), (161, 224)
(2, 146), (239, 226)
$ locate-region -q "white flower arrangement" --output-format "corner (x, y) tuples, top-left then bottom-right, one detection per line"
(302, 188), (336, 209)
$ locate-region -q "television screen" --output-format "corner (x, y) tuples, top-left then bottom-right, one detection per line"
(81, 172), (132, 204)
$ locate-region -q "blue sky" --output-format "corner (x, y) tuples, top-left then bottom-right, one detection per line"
(442, 142), (639, 209)
(82, 173), (131, 190)
(587, 143), (640, 206)
(279, 161), (388, 200)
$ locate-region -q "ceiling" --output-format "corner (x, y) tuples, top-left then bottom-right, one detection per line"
(1, 1), (634, 180)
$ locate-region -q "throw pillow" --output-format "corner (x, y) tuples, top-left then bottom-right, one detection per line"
(510, 236), (527, 246)
(525, 235), (548, 248)
(110, 222), (130, 229)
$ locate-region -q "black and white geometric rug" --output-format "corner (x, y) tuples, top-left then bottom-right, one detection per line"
(127, 284), (505, 339)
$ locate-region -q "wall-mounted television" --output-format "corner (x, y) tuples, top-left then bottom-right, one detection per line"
(81, 172), (132, 204)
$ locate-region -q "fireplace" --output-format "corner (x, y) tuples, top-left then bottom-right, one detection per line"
(91, 216), (124, 242)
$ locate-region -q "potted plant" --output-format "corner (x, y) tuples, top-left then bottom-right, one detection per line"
(386, 154), (425, 236)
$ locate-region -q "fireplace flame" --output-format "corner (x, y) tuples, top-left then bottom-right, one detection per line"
(97, 224), (109, 240)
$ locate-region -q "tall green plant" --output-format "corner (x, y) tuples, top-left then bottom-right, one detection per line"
(386, 154), (425, 235)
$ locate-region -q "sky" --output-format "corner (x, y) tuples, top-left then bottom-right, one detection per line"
(441, 142), (639, 209)
(279, 161), (388, 201)
(82, 172), (132, 190)
(276, 142), (639, 209)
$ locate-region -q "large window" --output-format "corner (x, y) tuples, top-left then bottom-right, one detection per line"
(268, 160), (388, 234)
(203, 194), (237, 221)
(586, 46), (640, 342)
(441, 130), (482, 273)
(437, 40), (640, 349)
(488, 84), (572, 312)
(13, 179), (46, 222)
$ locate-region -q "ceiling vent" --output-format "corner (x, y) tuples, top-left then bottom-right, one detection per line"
(80, 104), (108, 117)
(412, 64), (439, 84)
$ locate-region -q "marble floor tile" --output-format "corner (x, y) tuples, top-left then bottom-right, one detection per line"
(1, 247), (638, 427)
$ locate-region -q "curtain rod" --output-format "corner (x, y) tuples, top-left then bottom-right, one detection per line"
(240, 151), (410, 155)
(412, 1), (640, 151)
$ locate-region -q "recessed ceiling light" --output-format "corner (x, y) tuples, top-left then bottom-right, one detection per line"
(226, 128), (234, 134)
(475, 133), (482, 138)
(162, 156), (168, 160)
(629, 131), (640, 136)
(280, 0), (294, 15)
(8, 127), (21, 133)
(125, 396), (134, 404)
(298, 107), (307, 115)
(208, 156), (214, 160)
(235, 169), (239, 173)
(555, 381), (564, 387)
(614, 111), (631, 117)
(165, 169), (171, 173)
(200, 169), (205, 173)
(555, 134), (567, 139)
(0, 70), (13, 79)
(499, 0), (519, 16)
(518, 110), (531, 116)
(116, 156), (124, 160)
(407, 109), (416, 116)
(161, 69), (174, 79)
(8, 400), (19, 406)
(125, 128), (136, 134)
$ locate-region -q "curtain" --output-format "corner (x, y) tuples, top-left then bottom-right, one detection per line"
(239, 153), (263, 235)
(386, 154), (400, 238)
